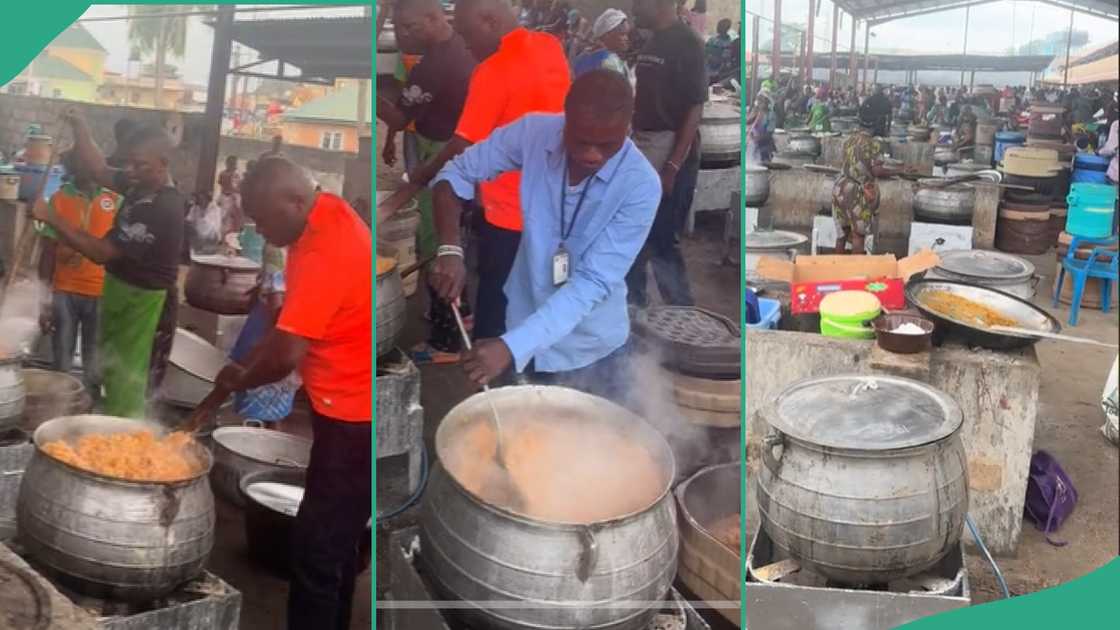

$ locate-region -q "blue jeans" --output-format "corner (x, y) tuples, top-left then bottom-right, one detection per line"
(51, 291), (100, 397)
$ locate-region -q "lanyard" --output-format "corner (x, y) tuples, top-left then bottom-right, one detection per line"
(559, 162), (592, 244)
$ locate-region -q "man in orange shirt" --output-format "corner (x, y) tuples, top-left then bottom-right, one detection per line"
(188, 158), (372, 630)
(37, 150), (121, 399)
(379, 0), (570, 342)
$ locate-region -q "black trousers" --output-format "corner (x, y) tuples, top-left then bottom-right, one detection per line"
(287, 411), (372, 630)
(526, 343), (633, 406)
(473, 219), (522, 341)
(626, 150), (699, 307)
(147, 290), (178, 394)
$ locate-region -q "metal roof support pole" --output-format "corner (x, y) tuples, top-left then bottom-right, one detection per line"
(805, 0), (815, 83)
(1062, 9), (1074, 90)
(862, 25), (870, 92)
(849, 17), (857, 90)
(751, 15), (761, 101)
(772, 0), (781, 81)
(197, 3), (234, 197)
(874, 57), (880, 86)
(799, 32), (806, 81)
(970, 69), (976, 90)
(960, 6), (970, 87)
(829, 3), (838, 88)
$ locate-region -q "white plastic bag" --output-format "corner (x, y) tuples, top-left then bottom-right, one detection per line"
(1103, 354), (1119, 446)
(189, 199), (224, 253)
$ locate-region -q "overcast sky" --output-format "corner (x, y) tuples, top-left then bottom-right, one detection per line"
(79, 4), (364, 87)
(746, 1), (1118, 55)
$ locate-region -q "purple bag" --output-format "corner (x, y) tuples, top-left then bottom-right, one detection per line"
(1023, 450), (1078, 547)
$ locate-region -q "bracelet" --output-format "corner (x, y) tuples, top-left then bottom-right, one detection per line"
(436, 244), (464, 259)
(665, 160), (681, 172)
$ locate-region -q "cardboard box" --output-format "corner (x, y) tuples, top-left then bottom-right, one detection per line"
(756, 250), (940, 314)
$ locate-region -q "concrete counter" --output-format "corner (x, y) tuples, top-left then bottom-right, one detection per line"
(745, 328), (1041, 555)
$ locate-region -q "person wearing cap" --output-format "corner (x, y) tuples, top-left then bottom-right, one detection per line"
(571, 9), (631, 83)
(831, 104), (904, 255)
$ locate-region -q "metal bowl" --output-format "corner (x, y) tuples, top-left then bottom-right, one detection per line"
(905, 279), (1061, 350)
(210, 427), (311, 507)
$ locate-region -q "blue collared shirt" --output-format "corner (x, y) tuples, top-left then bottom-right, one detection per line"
(433, 113), (660, 373)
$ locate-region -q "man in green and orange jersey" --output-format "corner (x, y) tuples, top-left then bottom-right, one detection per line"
(37, 150), (122, 400)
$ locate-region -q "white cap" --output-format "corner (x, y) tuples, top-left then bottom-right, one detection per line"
(592, 8), (627, 41)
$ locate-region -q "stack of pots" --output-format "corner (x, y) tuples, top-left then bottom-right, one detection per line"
(1000, 146), (1062, 195)
(996, 190), (1052, 255)
(758, 375), (968, 586)
(1055, 232), (1119, 309)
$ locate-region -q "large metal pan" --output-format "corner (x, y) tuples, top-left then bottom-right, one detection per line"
(905, 279), (1061, 350)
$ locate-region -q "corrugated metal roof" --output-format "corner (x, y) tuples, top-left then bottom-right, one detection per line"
(833, 1), (1118, 24)
(222, 16), (372, 82)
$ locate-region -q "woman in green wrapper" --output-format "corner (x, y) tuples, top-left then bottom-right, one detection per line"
(34, 110), (184, 419)
(808, 85), (832, 133)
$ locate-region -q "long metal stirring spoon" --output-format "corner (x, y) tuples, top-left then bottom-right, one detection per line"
(451, 301), (511, 471)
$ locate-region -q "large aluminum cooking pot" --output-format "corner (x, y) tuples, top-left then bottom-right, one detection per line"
(420, 385), (678, 630)
(0, 356), (26, 432)
(745, 230), (807, 281)
(788, 134), (821, 156)
(758, 375), (968, 586)
(700, 101), (741, 167)
(18, 415), (214, 600)
(675, 462), (739, 627)
(743, 165), (770, 206)
(210, 426), (310, 507)
(20, 369), (91, 431)
(914, 183), (975, 223)
(160, 328), (226, 408)
(376, 244), (406, 357)
(184, 255), (261, 315)
(925, 249), (1039, 299)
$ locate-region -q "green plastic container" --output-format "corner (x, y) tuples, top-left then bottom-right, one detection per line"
(819, 296), (881, 340)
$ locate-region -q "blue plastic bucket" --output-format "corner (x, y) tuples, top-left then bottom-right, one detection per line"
(1072, 153), (1111, 184)
(1066, 182), (1118, 238)
(994, 131), (1026, 164)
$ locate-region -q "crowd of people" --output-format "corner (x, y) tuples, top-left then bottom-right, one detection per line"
(377, 0), (728, 375)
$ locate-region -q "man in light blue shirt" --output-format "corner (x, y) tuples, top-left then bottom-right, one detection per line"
(429, 69), (660, 401)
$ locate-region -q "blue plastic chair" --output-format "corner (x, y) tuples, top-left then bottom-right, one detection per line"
(1052, 235), (1119, 326)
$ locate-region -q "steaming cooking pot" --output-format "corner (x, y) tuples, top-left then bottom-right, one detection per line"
(18, 415), (214, 600)
(913, 183), (975, 223)
(420, 385), (678, 630)
(184, 255), (261, 315)
(758, 375), (968, 585)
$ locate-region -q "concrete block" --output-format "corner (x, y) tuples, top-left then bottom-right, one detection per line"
(690, 166), (739, 234)
(0, 543), (99, 629)
(868, 343), (931, 381)
(745, 329), (1041, 554)
(971, 182), (1000, 250)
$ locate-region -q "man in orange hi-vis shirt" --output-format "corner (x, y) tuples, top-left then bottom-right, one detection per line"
(379, 0), (570, 345)
(188, 159), (371, 630)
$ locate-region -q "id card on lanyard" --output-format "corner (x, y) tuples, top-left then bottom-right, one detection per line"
(555, 164), (590, 287)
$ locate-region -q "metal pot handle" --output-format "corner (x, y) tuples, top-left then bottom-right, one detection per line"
(576, 526), (599, 583)
(1030, 274), (1042, 290)
(243, 419), (264, 428)
(761, 431), (784, 473)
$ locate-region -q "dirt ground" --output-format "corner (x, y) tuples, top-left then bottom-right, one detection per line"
(962, 253), (1118, 603)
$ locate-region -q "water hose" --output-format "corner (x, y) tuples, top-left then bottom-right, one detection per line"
(376, 445), (429, 523)
(966, 513), (1011, 599)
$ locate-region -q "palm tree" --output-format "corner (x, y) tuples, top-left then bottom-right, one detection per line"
(126, 5), (200, 108)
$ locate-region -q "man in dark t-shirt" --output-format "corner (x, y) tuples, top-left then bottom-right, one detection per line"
(34, 112), (183, 418)
(377, 0), (477, 363)
(627, 0), (707, 307)
(863, 85), (893, 138)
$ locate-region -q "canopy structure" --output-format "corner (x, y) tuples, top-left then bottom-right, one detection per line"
(761, 52), (1054, 73)
(224, 15), (372, 84)
(1041, 40), (1120, 85)
(832, 1), (1118, 25)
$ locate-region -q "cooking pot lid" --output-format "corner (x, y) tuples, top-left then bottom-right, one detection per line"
(634, 306), (739, 347)
(190, 254), (261, 270)
(936, 249), (1035, 280)
(768, 375), (962, 450)
(745, 229), (808, 249)
(169, 328), (227, 381)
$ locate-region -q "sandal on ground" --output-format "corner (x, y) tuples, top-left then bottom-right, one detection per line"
(410, 342), (461, 365)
